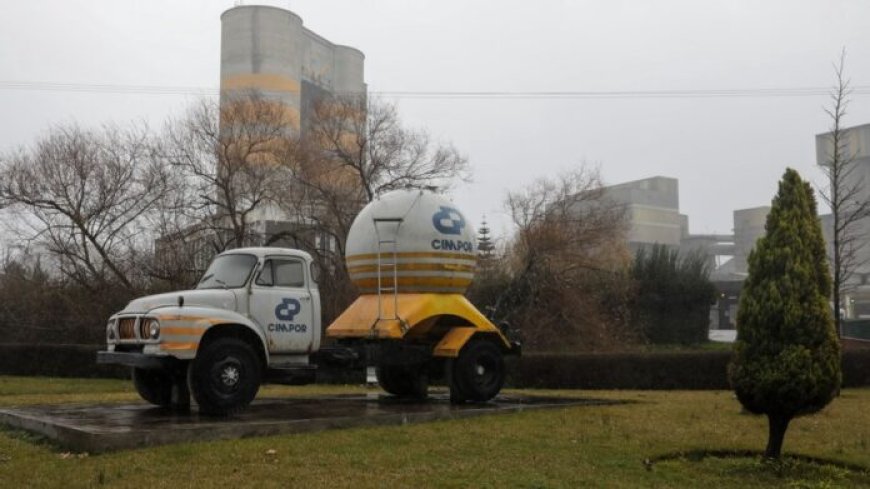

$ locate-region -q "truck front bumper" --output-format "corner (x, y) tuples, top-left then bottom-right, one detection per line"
(96, 351), (181, 370)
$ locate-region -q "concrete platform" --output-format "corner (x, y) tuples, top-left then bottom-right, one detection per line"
(0, 392), (618, 453)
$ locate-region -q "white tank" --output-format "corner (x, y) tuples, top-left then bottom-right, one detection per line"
(345, 190), (477, 294)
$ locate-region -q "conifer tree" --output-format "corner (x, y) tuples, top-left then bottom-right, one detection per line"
(477, 217), (496, 263)
(729, 168), (841, 459)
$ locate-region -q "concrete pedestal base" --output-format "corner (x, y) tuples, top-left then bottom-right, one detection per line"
(0, 392), (617, 453)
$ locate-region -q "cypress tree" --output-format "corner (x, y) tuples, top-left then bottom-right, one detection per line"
(477, 217), (495, 262)
(729, 168), (841, 459)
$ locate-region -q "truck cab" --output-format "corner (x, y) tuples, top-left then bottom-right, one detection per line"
(98, 247), (321, 414)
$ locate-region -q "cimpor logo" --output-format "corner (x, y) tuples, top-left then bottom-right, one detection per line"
(432, 206), (466, 236)
(275, 298), (301, 321)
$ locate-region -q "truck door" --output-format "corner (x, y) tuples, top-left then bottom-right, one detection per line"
(250, 256), (315, 354)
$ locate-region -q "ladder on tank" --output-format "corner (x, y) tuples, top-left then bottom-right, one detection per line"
(373, 218), (403, 324)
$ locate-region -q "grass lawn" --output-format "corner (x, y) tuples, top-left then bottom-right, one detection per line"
(0, 376), (868, 488)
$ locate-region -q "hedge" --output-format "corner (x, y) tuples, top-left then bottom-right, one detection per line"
(0, 344), (868, 390)
(0, 344), (128, 379)
(506, 350), (870, 389)
(506, 351), (731, 390)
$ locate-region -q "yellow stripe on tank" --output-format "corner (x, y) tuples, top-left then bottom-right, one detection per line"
(347, 263), (476, 274)
(346, 251), (476, 263)
(352, 276), (473, 289)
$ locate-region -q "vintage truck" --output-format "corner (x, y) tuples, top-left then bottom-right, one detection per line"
(98, 190), (520, 414)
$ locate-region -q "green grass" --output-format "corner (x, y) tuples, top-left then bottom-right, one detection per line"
(0, 377), (868, 488)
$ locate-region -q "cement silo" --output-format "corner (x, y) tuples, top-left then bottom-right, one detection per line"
(220, 5), (366, 132)
(732, 206), (769, 274)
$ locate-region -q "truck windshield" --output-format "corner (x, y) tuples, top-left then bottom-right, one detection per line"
(196, 254), (257, 289)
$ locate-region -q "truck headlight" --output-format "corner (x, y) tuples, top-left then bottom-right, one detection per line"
(139, 318), (160, 340)
(106, 321), (116, 341)
(149, 320), (161, 339)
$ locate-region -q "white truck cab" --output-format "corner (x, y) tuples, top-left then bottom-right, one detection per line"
(98, 247), (322, 414)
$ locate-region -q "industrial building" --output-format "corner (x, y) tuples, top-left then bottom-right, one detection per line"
(601, 176), (768, 329)
(608, 123), (870, 326)
(816, 123), (870, 318)
(220, 4), (366, 133)
(218, 4), (367, 226)
(601, 177), (766, 274)
(601, 177), (686, 251)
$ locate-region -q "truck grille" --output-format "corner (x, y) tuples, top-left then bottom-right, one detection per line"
(119, 318), (137, 340)
(139, 319), (153, 340)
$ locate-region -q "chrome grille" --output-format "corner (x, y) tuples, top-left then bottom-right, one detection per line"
(139, 319), (151, 340)
(119, 318), (137, 340)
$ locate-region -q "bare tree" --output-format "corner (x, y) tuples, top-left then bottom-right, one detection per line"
(289, 94), (471, 249)
(161, 93), (297, 254)
(305, 95), (470, 202)
(142, 158), (207, 289)
(506, 167), (629, 275)
(274, 94), (472, 321)
(492, 167), (636, 351)
(148, 93), (471, 317)
(817, 50), (870, 335)
(0, 123), (164, 292)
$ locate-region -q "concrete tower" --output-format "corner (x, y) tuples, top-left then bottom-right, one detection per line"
(220, 5), (366, 132)
(816, 123), (870, 317)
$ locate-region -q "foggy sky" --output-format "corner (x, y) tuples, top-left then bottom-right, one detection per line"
(2, 0), (869, 242)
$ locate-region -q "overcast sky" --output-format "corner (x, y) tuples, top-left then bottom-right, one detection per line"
(2, 0), (869, 242)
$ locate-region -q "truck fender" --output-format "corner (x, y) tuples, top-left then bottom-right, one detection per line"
(150, 306), (269, 363)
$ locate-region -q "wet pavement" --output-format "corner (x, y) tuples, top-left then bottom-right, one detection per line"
(0, 392), (619, 453)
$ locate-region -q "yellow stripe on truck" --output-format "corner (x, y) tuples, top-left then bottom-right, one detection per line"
(160, 342), (199, 351)
(154, 315), (222, 323)
(161, 327), (206, 337)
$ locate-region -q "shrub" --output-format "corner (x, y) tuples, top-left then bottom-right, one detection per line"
(631, 244), (716, 345)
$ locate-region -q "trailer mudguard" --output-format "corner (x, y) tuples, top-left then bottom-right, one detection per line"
(326, 293), (510, 355)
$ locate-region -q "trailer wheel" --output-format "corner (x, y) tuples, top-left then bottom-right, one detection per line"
(376, 364), (428, 399)
(188, 338), (261, 416)
(448, 340), (505, 404)
(132, 368), (173, 407)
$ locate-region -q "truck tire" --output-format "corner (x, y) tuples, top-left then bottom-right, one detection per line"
(188, 338), (261, 416)
(132, 368), (173, 407)
(376, 364), (428, 399)
(448, 340), (505, 404)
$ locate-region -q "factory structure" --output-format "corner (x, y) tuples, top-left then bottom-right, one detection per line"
(817, 123), (870, 319)
(220, 5), (366, 133)
(608, 123), (870, 328)
(158, 5), (367, 274)
(601, 176), (768, 329)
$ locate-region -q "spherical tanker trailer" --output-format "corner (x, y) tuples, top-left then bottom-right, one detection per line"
(328, 189), (520, 402)
(98, 189), (518, 415)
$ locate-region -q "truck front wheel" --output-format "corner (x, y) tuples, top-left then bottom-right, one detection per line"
(376, 363), (428, 399)
(132, 368), (173, 407)
(448, 340), (505, 404)
(188, 338), (261, 415)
